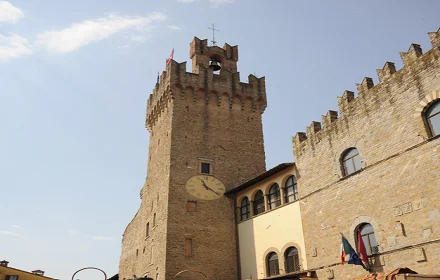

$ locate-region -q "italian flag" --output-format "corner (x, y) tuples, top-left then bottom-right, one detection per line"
(340, 234), (354, 263)
(340, 234), (368, 270)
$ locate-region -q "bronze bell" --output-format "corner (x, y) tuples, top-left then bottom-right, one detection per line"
(209, 59), (221, 71)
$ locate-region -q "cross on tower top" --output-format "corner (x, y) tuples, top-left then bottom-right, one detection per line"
(208, 24), (219, 46)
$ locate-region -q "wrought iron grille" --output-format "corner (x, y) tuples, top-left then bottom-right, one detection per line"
(268, 259), (279, 276)
(285, 254), (300, 273)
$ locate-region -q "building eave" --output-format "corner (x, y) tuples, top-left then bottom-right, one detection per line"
(225, 162), (295, 195)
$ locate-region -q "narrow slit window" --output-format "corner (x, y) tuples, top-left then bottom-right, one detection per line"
(185, 238), (193, 257)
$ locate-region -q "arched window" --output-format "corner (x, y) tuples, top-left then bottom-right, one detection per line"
(268, 183), (281, 209)
(284, 176), (298, 203)
(146, 222), (150, 237)
(285, 247), (300, 273)
(253, 191), (265, 215)
(267, 252), (279, 277)
(342, 148), (361, 176)
(357, 223), (378, 255)
(240, 197), (250, 221)
(425, 100), (440, 137)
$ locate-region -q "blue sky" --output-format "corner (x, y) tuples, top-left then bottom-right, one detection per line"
(1, 0), (439, 279)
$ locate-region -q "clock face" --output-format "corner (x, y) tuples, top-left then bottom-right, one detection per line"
(185, 175), (226, 200)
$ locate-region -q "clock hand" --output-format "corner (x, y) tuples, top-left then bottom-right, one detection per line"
(200, 179), (221, 196)
(200, 179), (210, 190)
(207, 188), (221, 196)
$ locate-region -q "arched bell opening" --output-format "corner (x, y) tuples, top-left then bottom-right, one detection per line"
(209, 54), (222, 73)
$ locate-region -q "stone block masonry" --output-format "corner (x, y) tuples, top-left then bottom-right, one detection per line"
(119, 37), (267, 280)
(293, 28), (440, 279)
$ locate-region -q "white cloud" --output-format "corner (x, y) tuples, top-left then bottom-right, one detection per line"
(166, 25), (181, 31)
(0, 230), (22, 237)
(92, 236), (115, 241)
(36, 12), (167, 53)
(68, 229), (80, 235)
(210, 0), (236, 6)
(11, 225), (21, 229)
(131, 35), (148, 42)
(0, 34), (33, 62)
(177, 0), (201, 3)
(0, 1), (24, 23)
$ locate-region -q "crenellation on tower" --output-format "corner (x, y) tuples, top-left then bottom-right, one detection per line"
(337, 90), (355, 115)
(428, 28), (440, 48)
(376, 61), (396, 82)
(295, 132), (307, 142)
(292, 132), (307, 154)
(400, 43), (423, 67)
(145, 40), (267, 131)
(293, 28), (440, 157)
(306, 121), (322, 137)
(356, 77), (374, 96)
(223, 42), (239, 61)
(321, 110), (338, 129)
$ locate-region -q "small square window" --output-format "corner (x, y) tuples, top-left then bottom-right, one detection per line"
(201, 163), (210, 174)
(187, 201), (197, 212)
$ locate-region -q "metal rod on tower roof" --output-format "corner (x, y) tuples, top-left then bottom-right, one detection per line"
(208, 24), (219, 46)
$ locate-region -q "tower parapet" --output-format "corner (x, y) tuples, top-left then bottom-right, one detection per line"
(146, 37), (267, 131)
(293, 28), (440, 157)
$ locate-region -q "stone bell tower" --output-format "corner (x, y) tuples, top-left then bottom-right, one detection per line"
(119, 37), (267, 280)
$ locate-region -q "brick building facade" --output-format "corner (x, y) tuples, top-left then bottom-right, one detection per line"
(119, 29), (440, 280)
(292, 28), (440, 279)
(119, 38), (267, 280)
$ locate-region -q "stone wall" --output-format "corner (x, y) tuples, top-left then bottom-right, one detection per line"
(119, 95), (173, 280)
(119, 38), (268, 280)
(293, 29), (440, 279)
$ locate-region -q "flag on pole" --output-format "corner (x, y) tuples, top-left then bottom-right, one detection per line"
(340, 234), (368, 270)
(166, 48), (174, 65)
(357, 230), (369, 266)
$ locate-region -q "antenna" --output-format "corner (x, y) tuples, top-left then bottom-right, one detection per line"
(208, 24), (219, 46)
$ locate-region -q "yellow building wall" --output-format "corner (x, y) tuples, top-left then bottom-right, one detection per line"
(0, 266), (54, 280)
(236, 166), (307, 280)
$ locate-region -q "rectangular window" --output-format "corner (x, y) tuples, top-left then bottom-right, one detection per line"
(200, 163), (210, 174)
(6, 276), (19, 280)
(146, 222), (150, 237)
(186, 200), (197, 212)
(185, 238), (192, 257)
